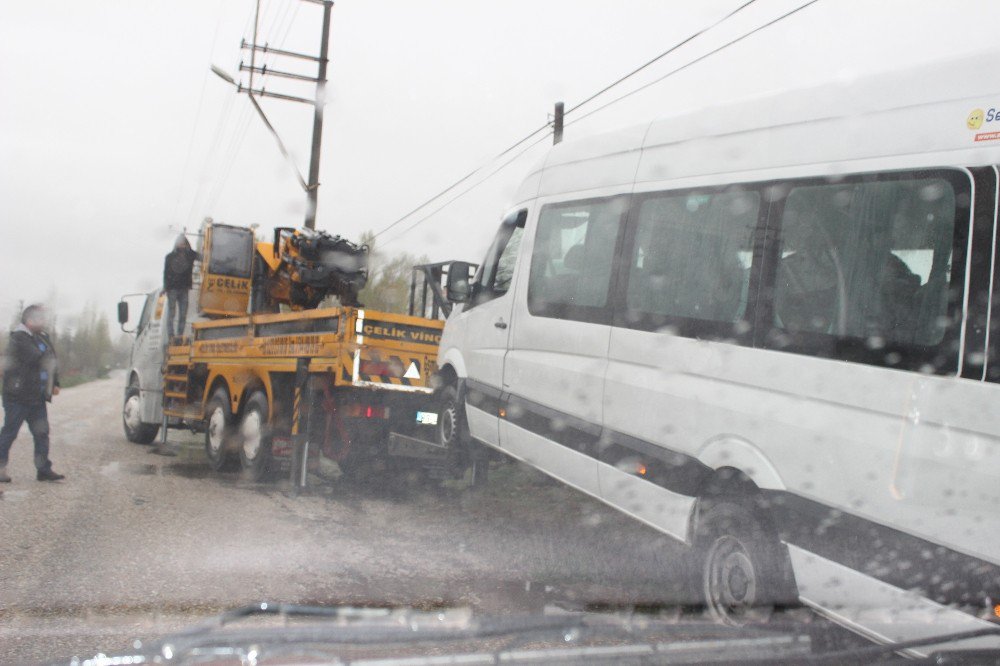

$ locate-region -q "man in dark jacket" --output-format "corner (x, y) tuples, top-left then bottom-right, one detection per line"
(164, 235), (200, 338)
(0, 304), (64, 482)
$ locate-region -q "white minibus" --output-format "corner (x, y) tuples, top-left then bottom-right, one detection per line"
(435, 53), (1000, 654)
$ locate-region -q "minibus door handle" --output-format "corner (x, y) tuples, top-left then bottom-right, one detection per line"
(494, 318), (508, 330)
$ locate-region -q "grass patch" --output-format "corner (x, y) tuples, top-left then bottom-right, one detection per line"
(58, 371), (110, 388)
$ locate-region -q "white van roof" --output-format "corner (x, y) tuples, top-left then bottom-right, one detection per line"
(517, 49), (1000, 202)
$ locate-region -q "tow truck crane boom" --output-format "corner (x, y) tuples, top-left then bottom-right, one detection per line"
(253, 226), (369, 312)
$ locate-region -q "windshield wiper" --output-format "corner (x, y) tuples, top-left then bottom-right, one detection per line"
(808, 626), (1000, 663)
(148, 602), (815, 664)
(152, 603), (592, 656)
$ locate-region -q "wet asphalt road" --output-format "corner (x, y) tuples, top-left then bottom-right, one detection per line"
(0, 372), (863, 664)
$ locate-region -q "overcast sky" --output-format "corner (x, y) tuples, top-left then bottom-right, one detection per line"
(2, 0), (999, 331)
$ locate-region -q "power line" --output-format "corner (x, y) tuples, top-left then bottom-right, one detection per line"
(186, 90), (236, 224)
(196, 98), (251, 219)
(564, 0), (756, 116)
(196, 100), (247, 217)
(372, 122), (551, 239)
(205, 103), (255, 212)
(566, 0), (821, 128)
(276, 1), (301, 47)
(379, 132), (552, 246)
(373, 2), (759, 241)
(173, 5), (227, 226)
(259, 0), (293, 70)
(185, 0), (265, 226)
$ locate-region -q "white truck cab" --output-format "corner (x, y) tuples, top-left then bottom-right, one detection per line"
(119, 287), (201, 443)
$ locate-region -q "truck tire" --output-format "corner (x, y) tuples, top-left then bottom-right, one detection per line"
(239, 391), (272, 482)
(205, 388), (238, 472)
(123, 378), (159, 444)
(693, 498), (798, 625)
(440, 384), (487, 487)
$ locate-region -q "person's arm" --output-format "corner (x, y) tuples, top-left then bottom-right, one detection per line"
(38, 332), (59, 392)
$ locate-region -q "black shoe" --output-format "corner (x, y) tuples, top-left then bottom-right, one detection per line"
(37, 469), (65, 482)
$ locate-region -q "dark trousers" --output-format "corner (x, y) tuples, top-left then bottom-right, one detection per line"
(165, 288), (189, 338)
(0, 398), (52, 472)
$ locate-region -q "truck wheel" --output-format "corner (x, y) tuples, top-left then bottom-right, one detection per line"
(440, 384), (487, 487)
(694, 499), (798, 625)
(123, 378), (159, 444)
(239, 391), (272, 482)
(205, 388), (238, 472)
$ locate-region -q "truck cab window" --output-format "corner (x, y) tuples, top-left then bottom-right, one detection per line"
(137, 294), (155, 333)
(470, 209), (527, 307)
(208, 226), (254, 278)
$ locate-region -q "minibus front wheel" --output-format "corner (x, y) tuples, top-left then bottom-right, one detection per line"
(439, 383), (488, 487)
(694, 498), (796, 625)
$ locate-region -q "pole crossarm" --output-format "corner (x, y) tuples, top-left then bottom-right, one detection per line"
(241, 39), (326, 63)
(240, 63), (321, 83)
(219, 0), (333, 229)
(235, 84), (316, 105)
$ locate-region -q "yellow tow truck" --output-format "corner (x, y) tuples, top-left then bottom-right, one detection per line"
(119, 221), (456, 484)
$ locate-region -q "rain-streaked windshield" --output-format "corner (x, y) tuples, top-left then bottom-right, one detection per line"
(3, 2), (1000, 664)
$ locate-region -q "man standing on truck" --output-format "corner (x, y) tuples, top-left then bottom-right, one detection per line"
(164, 234), (200, 339)
(0, 304), (64, 482)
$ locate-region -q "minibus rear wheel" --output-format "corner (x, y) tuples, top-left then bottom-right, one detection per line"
(694, 498), (796, 625)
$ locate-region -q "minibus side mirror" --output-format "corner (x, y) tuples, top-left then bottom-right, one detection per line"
(446, 261), (473, 303)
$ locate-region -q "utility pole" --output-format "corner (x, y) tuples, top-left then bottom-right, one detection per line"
(553, 101), (564, 145)
(305, 0), (332, 229)
(232, 0), (334, 230)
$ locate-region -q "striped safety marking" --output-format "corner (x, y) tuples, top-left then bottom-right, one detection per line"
(341, 353), (430, 387)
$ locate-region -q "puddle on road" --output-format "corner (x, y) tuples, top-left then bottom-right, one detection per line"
(110, 461), (217, 480)
(104, 457), (318, 497)
(161, 463), (213, 480)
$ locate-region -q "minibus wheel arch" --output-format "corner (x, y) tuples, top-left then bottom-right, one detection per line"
(435, 364), (459, 390)
(688, 467), (799, 625)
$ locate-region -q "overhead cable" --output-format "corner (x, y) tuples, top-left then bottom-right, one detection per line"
(372, 123), (551, 239)
(564, 0), (757, 116)
(373, 1), (760, 241)
(566, 0), (821, 128)
(379, 132), (553, 245)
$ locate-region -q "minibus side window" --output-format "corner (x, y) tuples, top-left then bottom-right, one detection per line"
(622, 189), (759, 328)
(774, 177), (957, 347)
(528, 196), (627, 323)
(468, 209), (526, 308)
